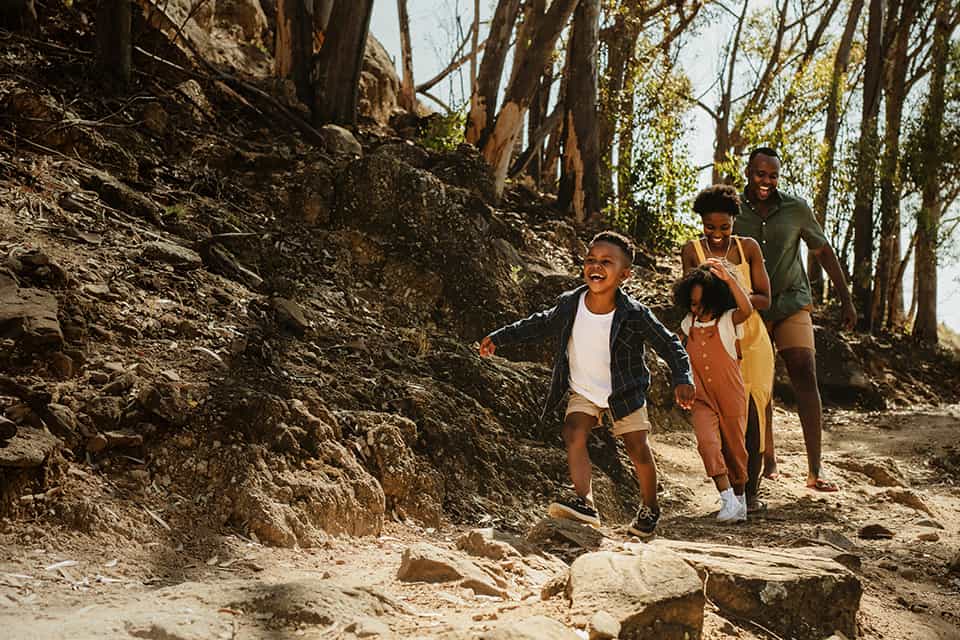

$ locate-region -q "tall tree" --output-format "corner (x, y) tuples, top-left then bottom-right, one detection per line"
(476, 0), (579, 197)
(913, 0), (954, 342)
(276, 0), (315, 106)
(873, 0), (919, 331)
(397, 0), (416, 112)
(96, 0), (132, 90)
(465, 0), (522, 147)
(557, 0), (601, 221)
(851, 0), (884, 330)
(809, 0), (865, 301)
(312, 0), (375, 125)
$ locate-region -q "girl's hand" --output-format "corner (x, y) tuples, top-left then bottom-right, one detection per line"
(705, 258), (732, 283)
(478, 335), (497, 357)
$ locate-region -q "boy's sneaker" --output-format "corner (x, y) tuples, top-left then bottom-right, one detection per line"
(628, 504), (660, 538)
(717, 491), (747, 523)
(548, 493), (600, 527)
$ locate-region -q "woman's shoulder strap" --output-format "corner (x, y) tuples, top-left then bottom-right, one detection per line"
(692, 238), (707, 264)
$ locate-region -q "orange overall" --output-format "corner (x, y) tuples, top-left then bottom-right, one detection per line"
(687, 317), (748, 486)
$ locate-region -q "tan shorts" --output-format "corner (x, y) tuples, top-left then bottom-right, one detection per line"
(565, 391), (651, 436)
(767, 308), (816, 352)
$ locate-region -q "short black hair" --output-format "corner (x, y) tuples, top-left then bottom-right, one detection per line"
(673, 264), (737, 319)
(693, 184), (740, 218)
(590, 230), (635, 266)
(748, 147), (780, 165)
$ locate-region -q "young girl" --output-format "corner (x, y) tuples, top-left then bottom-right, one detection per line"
(674, 258), (753, 522)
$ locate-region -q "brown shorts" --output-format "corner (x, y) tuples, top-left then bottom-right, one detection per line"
(565, 391), (651, 436)
(767, 308), (816, 352)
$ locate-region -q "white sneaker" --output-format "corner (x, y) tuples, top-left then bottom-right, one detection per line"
(736, 493), (748, 522)
(717, 489), (746, 523)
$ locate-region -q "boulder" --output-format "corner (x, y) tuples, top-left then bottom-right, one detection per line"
(319, 124), (362, 158)
(0, 284), (63, 352)
(397, 542), (508, 598)
(567, 549), (705, 640)
(0, 426), (59, 468)
(589, 610), (621, 640)
(649, 539), (861, 640)
(477, 616), (580, 640)
(527, 517), (603, 554)
(832, 455), (906, 487)
(215, 0), (268, 42)
(358, 35), (401, 124)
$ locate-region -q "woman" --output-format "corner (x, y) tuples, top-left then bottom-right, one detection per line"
(680, 184), (774, 512)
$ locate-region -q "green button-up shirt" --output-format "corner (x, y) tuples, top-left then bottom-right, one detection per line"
(734, 189), (829, 323)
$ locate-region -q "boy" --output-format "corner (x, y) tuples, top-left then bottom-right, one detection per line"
(479, 231), (695, 537)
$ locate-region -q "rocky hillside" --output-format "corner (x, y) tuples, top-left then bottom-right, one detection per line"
(2, 4), (960, 639)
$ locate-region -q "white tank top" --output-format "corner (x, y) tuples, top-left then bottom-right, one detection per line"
(567, 292), (614, 407)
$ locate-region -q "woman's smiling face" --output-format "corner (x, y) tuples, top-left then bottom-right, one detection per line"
(701, 211), (734, 252)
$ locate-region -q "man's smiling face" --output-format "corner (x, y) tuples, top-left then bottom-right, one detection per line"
(745, 153), (780, 203)
(582, 241), (631, 295)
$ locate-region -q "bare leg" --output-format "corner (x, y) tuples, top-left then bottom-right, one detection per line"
(762, 398), (777, 477)
(712, 473), (731, 492)
(745, 398), (763, 507)
(780, 347), (823, 482)
(621, 430), (658, 510)
(562, 412), (598, 501)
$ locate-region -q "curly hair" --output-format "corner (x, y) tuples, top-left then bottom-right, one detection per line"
(692, 184), (740, 218)
(673, 264), (737, 320)
(590, 230), (635, 266)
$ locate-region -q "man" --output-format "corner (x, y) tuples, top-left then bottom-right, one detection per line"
(734, 147), (856, 492)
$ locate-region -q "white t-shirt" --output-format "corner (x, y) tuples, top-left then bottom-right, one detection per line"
(681, 309), (743, 360)
(567, 292), (615, 407)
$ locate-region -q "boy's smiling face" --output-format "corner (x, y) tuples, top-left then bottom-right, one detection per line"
(583, 241), (632, 295)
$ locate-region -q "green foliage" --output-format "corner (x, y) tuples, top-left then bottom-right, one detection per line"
(418, 109), (466, 152)
(607, 59), (698, 252)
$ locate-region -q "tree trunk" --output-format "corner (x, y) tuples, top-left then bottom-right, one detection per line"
(809, 0), (864, 302)
(480, 0), (579, 199)
(312, 0), (374, 126)
(913, 0), (952, 343)
(873, 0), (917, 332)
(276, 0), (315, 107)
(557, 0), (601, 222)
(525, 63), (553, 184)
(851, 0), (884, 331)
(0, 0), (37, 31)
(465, 0), (522, 147)
(470, 0), (480, 97)
(397, 0), (416, 112)
(96, 0), (132, 91)
(599, 8), (641, 207)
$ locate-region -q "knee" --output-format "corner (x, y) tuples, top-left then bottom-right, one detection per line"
(562, 421), (590, 447)
(782, 349), (818, 393)
(623, 432), (653, 463)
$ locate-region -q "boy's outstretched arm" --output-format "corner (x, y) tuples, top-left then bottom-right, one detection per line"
(478, 301), (565, 357)
(636, 305), (695, 409)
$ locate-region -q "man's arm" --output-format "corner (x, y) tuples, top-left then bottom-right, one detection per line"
(811, 243), (857, 330)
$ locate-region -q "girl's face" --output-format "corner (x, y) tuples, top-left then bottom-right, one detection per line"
(701, 212), (734, 251)
(690, 284), (710, 320)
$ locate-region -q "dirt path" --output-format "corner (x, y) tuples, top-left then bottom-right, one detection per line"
(1, 404), (958, 639)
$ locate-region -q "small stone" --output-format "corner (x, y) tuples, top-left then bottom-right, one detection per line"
(915, 519), (944, 529)
(917, 532), (940, 542)
(87, 434), (108, 453)
(319, 124), (362, 157)
(141, 241), (203, 270)
(858, 523), (895, 540)
(900, 567), (920, 581)
(89, 371), (110, 385)
(879, 560), (898, 571)
(589, 610), (621, 640)
(49, 351), (74, 379)
(0, 416), (17, 442)
(82, 283), (113, 298)
(273, 297), (310, 333)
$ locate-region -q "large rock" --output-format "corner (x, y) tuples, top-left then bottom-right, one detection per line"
(319, 124), (362, 158)
(397, 542), (509, 598)
(567, 549), (705, 640)
(649, 539), (861, 640)
(0, 283), (63, 352)
(478, 616), (581, 639)
(359, 35), (401, 124)
(215, 0), (268, 42)
(832, 455), (906, 487)
(0, 426), (59, 468)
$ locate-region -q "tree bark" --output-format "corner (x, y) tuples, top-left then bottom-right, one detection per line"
(913, 0), (952, 343)
(809, 0), (864, 301)
(312, 0), (374, 126)
(397, 0), (416, 112)
(465, 0), (522, 147)
(524, 62), (553, 184)
(851, 0), (884, 330)
(480, 0), (579, 199)
(873, 0), (918, 332)
(599, 8), (641, 206)
(276, 0), (315, 107)
(96, 0), (132, 91)
(557, 0), (601, 221)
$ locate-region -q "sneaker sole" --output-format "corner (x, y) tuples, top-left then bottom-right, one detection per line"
(627, 525), (656, 539)
(548, 502), (601, 528)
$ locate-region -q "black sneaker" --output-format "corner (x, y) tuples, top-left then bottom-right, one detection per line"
(628, 504), (660, 538)
(547, 493), (601, 527)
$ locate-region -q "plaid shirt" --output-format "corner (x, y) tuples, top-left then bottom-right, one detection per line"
(488, 285), (693, 421)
